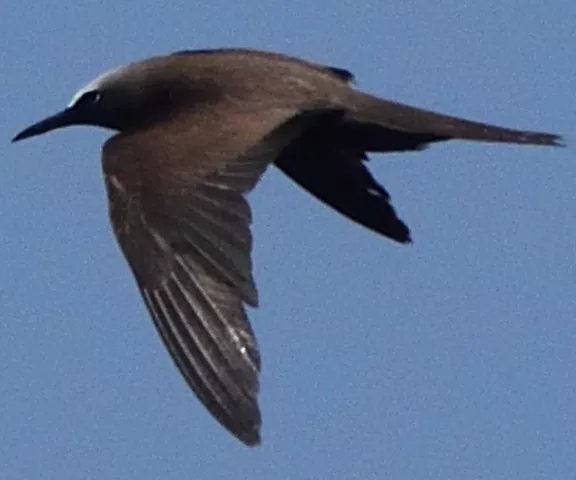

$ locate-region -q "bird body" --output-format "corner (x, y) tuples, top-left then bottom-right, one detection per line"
(13, 48), (564, 446)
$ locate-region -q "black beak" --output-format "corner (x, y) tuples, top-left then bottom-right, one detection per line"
(12, 108), (78, 142)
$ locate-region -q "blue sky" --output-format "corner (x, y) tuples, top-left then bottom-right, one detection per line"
(1, 1), (575, 479)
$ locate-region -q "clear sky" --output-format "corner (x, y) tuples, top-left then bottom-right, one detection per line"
(1, 1), (575, 479)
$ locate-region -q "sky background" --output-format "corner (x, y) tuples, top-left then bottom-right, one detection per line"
(1, 1), (575, 479)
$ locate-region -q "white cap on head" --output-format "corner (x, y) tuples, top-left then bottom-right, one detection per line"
(67, 64), (129, 107)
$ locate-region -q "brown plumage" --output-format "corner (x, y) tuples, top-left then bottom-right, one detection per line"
(12, 48), (564, 446)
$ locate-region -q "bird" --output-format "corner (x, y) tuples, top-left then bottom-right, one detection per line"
(12, 48), (564, 447)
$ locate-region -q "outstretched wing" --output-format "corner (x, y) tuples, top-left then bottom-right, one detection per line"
(101, 108), (326, 445)
(275, 112), (413, 243)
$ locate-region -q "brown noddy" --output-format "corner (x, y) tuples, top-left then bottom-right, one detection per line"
(12, 48), (564, 446)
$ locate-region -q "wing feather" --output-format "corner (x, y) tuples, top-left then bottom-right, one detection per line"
(102, 108), (325, 445)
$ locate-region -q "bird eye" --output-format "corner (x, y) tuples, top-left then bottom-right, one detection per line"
(75, 90), (102, 106)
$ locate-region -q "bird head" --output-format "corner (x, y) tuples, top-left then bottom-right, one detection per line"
(13, 56), (218, 142)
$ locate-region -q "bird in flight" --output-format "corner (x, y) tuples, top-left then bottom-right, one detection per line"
(13, 48), (564, 446)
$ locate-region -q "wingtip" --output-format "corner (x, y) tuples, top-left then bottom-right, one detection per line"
(238, 427), (261, 447)
(393, 223), (412, 245)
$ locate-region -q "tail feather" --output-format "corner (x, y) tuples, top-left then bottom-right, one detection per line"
(349, 93), (565, 148)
